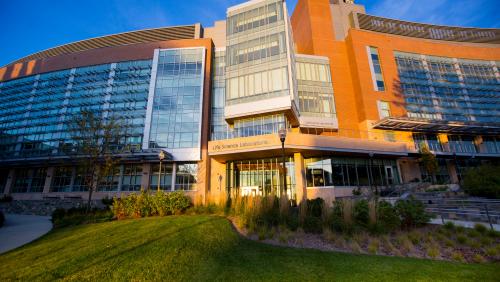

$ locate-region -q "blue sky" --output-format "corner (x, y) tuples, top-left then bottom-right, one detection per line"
(1, 0), (499, 67)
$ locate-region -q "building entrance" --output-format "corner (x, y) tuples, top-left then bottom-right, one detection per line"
(226, 157), (295, 199)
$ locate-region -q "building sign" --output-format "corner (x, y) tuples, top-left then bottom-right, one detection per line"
(357, 14), (500, 44)
(211, 140), (271, 152)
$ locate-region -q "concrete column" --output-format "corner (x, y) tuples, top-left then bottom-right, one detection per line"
(293, 153), (307, 203)
(117, 164), (124, 192)
(447, 160), (459, 184)
(141, 163), (151, 191)
(3, 169), (15, 195)
(171, 163), (177, 191)
(43, 167), (55, 194)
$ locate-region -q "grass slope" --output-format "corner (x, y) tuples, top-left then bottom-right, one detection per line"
(0, 215), (497, 281)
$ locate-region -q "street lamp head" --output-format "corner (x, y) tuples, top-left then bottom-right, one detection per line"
(278, 127), (287, 143)
(158, 150), (166, 161)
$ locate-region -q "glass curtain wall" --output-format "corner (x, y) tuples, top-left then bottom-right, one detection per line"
(0, 60), (152, 160)
(149, 48), (204, 149)
(305, 157), (400, 187)
(395, 52), (500, 123)
(226, 157), (295, 199)
(226, 0), (291, 105)
(296, 56), (336, 118)
(211, 50), (234, 140)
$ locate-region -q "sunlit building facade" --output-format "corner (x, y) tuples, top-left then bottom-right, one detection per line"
(0, 0), (499, 203)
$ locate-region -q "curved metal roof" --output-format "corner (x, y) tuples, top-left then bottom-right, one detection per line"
(5, 24), (198, 67)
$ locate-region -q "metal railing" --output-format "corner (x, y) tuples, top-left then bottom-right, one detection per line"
(421, 198), (500, 228)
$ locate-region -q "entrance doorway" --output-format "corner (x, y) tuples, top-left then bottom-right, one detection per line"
(226, 157), (295, 199)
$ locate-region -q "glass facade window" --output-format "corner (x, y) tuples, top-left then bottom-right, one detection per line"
(296, 62), (331, 82)
(175, 163), (198, 191)
(98, 167), (120, 192)
(30, 168), (47, 193)
(420, 159), (450, 184)
(482, 136), (500, 154)
(121, 164), (143, 191)
(295, 56), (337, 120)
(377, 100), (391, 119)
(227, 1), (283, 35)
(233, 114), (289, 138)
(226, 67), (289, 103)
(367, 47), (385, 91)
(211, 50), (234, 141)
(0, 59), (152, 160)
(225, 0), (292, 107)
(413, 133), (443, 152)
(395, 52), (500, 123)
(150, 163), (173, 191)
(51, 167), (73, 192)
(12, 169), (30, 193)
(226, 158), (295, 198)
(448, 135), (477, 153)
(73, 167), (90, 192)
(149, 48), (204, 149)
(305, 157), (400, 187)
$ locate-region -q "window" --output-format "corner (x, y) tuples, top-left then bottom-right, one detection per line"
(175, 163), (198, 191)
(377, 101), (391, 119)
(122, 164), (143, 191)
(51, 167), (73, 192)
(305, 157), (400, 187)
(367, 46), (385, 91)
(98, 167), (120, 192)
(149, 48), (204, 149)
(150, 163), (173, 191)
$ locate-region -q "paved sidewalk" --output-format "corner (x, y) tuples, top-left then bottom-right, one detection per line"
(0, 214), (52, 254)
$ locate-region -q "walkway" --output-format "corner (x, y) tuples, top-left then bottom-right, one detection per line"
(430, 218), (500, 231)
(0, 214), (52, 254)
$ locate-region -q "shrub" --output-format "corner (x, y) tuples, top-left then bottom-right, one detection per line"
(0, 210), (4, 228)
(451, 251), (465, 262)
(377, 201), (401, 232)
(487, 229), (500, 238)
(473, 223), (487, 234)
(353, 199), (369, 227)
(395, 197), (431, 229)
(367, 238), (379, 254)
(307, 198), (324, 218)
(101, 197), (113, 207)
(456, 226), (465, 233)
(472, 254), (486, 263)
(443, 221), (455, 230)
(467, 229), (480, 238)
(427, 246), (440, 258)
(330, 200), (344, 232)
(112, 191), (191, 219)
(303, 216), (323, 234)
(462, 165), (500, 199)
(480, 236), (493, 246)
(456, 234), (468, 244)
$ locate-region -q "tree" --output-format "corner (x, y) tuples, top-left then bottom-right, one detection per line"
(418, 142), (438, 184)
(462, 165), (500, 199)
(68, 110), (123, 211)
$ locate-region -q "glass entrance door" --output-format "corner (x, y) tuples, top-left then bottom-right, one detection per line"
(227, 157), (295, 199)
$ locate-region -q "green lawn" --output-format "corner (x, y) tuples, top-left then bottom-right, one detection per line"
(0, 216), (497, 281)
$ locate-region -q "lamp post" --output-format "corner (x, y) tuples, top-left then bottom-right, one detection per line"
(279, 128), (287, 197)
(158, 150), (166, 192)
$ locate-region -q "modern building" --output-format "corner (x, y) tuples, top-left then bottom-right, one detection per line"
(0, 0), (499, 204)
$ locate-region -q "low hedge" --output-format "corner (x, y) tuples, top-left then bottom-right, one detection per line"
(52, 207), (113, 228)
(112, 191), (191, 219)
